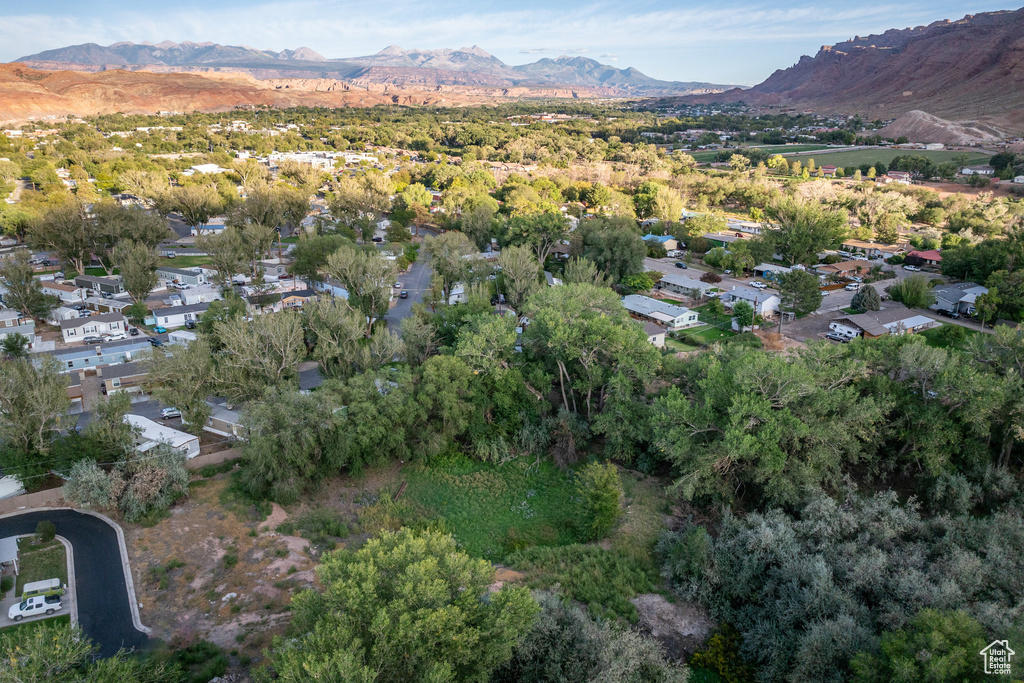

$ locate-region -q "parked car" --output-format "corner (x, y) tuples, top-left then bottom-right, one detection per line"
(826, 332), (850, 343)
(8, 594), (62, 621)
(904, 265), (921, 272)
(129, 327), (139, 336)
(103, 332), (127, 342)
(849, 276), (863, 283)
(184, 320), (196, 329)
(82, 335), (102, 344)
(936, 309), (961, 319)
(750, 281), (767, 289)
(723, 270), (732, 275)
(400, 290), (409, 299)
(845, 284), (860, 291)
(153, 326), (167, 334)
(674, 262), (687, 269)
(820, 290), (831, 297)
(148, 338), (164, 347)
(73, 304), (86, 311)
(166, 252), (176, 259)
(371, 237), (383, 243)
(160, 407), (182, 419)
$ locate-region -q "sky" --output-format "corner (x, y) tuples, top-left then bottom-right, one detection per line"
(0, 0), (1018, 85)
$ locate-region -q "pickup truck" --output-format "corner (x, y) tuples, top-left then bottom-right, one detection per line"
(8, 594), (62, 621)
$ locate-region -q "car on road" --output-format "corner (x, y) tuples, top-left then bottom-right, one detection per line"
(750, 281), (767, 289)
(129, 327), (139, 336)
(674, 262), (687, 269)
(148, 338), (164, 347)
(9, 594), (62, 621)
(153, 326), (167, 334)
(820, 290), (830, 297)
(723, 270), (732, 275)
(845, 283), (860, 291)
(849, 276), (863, 283)
(393, 282), (403, 289)
(166, 252), (177, 259)
(400, 290), (409, 299)
(904, 265), (921, 272)
(826, 332), (850, 343)
(160, 407), (181, 419)
(371, 237), (383, 243)
(102, 333), (127, 342)
(936, 309), (961, 319)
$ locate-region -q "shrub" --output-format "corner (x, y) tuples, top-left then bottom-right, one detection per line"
(63, 460), (113, 508)
(690, 624), (756, 683)
(700, 271), (722, 284)
(851, 285), (881, 312)
(35, 520), (56, 543)
(0, 575), (13, 595)
(575, 462), (623, 541)
(63, 447), (190, 523)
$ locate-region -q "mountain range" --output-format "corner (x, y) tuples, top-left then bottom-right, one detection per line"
(13, 42), (737, 97)
(678, 8), (1024, 133)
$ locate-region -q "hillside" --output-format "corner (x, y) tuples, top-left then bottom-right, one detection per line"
(15, 42), (738, 97)
(676, 8), (1024, 130)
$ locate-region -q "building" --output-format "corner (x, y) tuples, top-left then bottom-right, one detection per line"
(0, 322), (36, 350)
(99, 362), (147, 395)
(621, 295), (700, 331)
(960, 166), (994, 176)
(642, 234), (679, 251)
(884, 171), (913, 185)
(544, 271), (563, 287)
(60, 313), (127, 343)
(752, 263), (792, 281)
(820, 165), (838, 178)
(84, 297), (132, 315)
(311, 277), (350, 299)
(0, 308), (25, 328)
(124, 414), (200, 459)
(905, 250), (942, 268)
(148, 302), (210, 329)
(643, 321), (666, 348)
(719, 286), (781, 316)
(45, 337), (153, 373)
(703, 232), (750, 247)
(74, 275), (125, 296)
(280, 288), (316, 310)
(203, 399), (246, 439)
(40, 282), (87, 304)
(840, 240), (908, 259)
(179, 284), (223, 306)
(156, 267), (209, 287)
(1014, 176), (1024, 185)
(816, 260), (869, 277)
(190, 222), (227, 236)
(658, 273), (717, 299)
(931, 282), (987, 315)
(829, 307), (939, 339)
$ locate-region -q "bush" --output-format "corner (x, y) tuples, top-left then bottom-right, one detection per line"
(63, 447), (190, 523)
(35, 521), (56, 543)
(700, 271), (722, 284)
(575, 462), (623, 541)
(63, 460), (113, 508)
(0, 575), (13, 596)
(851, 285), (881, 312)
(690, 624), (756, 683)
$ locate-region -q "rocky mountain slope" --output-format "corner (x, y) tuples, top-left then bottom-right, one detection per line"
(15, 42), (736, 96)
(0, 63), (598, 124)
(677, 8), (1024, 126)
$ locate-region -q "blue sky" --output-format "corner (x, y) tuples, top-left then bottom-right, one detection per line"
(1, 1), (1017, 84)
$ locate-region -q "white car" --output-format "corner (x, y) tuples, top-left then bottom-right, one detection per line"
(8, 594), (62, 621)
(904, 265), (920, 272)
(160, 407), (182, 419)
(820, 290), (831, 297)
(845, 284), (860, 291)
(750, 281), (768, 289)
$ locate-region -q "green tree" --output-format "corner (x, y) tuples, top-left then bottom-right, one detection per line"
(975, 288), (1001, 327)
(0, 356), (70, 457)
(573, 217), (646, 283)
(766, 198), (848, 265)
(112, 240), (158, 304)
(850, 610), (987, 683)
(29, 199), (93, 275)
(83, 392), (138, 462)
(1, 333), (30, 360)
(0, 251), (58, 319)
(575, 462), (623, 540)
(196, 227), (245, 291)
(732, 300), (755, 331)
(423, 231), (474, 303)
(215, 311), (305, 402)
(143, 338), (215, 435)
(498, 244), (540, 310)
(326, 245), (399, 334)
(778, 269), (823, 316)
(886, 275), (935, 309)
(172, 183), (222, 233)
(851, 285), (881, 312)
(273, 528), (539, 682)
(288, 233), (351, 284)
(505, 212), (570, 265)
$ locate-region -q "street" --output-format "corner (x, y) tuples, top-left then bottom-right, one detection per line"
(384, 255), (432, 330)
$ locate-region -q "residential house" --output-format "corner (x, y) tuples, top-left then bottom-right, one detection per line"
(47, 306), (80, 325)
(960, 166), (994, 176)
(1014, 176), (1024, 185)
(179, 284), (223, 306)
(74, 275), (124, 296)
(719, 286), (781, 316)
(99, 362), (147, 395)
(60, 313), (127, 343)
(41, 281), (87, 304)
(658, 273), (717, 299)
(905, 250), (942, 268)
(203, 399), (246, 439)
(0, 308), (24, 328)
(820, 165), (838, 178)
(311, 277), (350, 299)
(840, 239), (908, 259)
(621, 295), (700, 331)
(280, 288), (316, 309)
(816, 260), (869, 278)
(752, 263), (792, 281)
(931, 282), (987, 315)
(124, 414), (200, 459)
(642, 234), (679, 251)
(726, 220), (765, 235)
(190, 221), (227, 236)
(643, 321), (666, 348)
(84, 297), (132, 315)
(544, 271), (563, 287)
(66, 372), (83, 409)
(883, 171), (913, 185)
(829, 307), (939, 339)
(703, 232), (750, 248)
(148, 302), (210, 329)
(259, 261), (289, 280)
(168, 330), (198, 345)
(0, 322), (36, 350)
(45, 338), (152, 373)
(155, 267), (208, 287)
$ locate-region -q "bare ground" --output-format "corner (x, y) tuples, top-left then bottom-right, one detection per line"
(632, 594), (714, 662)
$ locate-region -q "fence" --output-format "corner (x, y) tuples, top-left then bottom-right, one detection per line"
(184, 448), (243, 470)
(0, 487), (65, 515)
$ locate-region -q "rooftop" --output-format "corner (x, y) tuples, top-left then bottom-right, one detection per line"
(59, 312), (126, 330)
(622, 294), (694, 322)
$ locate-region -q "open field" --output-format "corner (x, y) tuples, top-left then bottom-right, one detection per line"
(158, 255), (213, 268)
(16, 538), (67, 595)
(780, 148), (992, 168)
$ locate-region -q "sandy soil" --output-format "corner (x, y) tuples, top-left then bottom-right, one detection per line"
(632, 594), (714, 661)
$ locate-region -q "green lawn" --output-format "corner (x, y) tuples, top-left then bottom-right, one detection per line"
(694, 304), (733, 328)
(665, 337), (699, 353)
(402, 458), (586, 561)
(0, 614), (69, 634)
(919, 324), (981, 349)
(15, 538), (68, 595)
(158, 255), (213, 268)
(84, 266), (119, 277)
(689, 326), (737, 343)
(780, 148), (991, 169)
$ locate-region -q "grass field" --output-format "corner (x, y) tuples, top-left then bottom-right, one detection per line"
(0, 614), (70, 634)
(15, 538), (68, 595)
(158, 256), (213, 268)
(402, 458), (586, 560)
(920, 324), (982, 349)
(780, 148), (992, 168)
(665, 337), (699, 353)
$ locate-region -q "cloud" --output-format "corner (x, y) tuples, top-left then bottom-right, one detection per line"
(519, 48), (550, 54)
(600, 53), (619, 62)
(564, 47), (588, 54)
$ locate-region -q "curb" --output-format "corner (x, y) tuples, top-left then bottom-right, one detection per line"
(0, 507), (151, 635)
(7, 533), (77, 626)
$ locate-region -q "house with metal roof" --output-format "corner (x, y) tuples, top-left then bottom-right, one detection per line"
(60, 312), (127, 343)
(829, 306), (939, 339)
(621, 295), (700, 331)
(719, 286), (781, 316)
(657, 273), (717, 298)
(931, 282), (986, 315)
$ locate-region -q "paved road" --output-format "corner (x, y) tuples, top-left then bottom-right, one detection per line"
(385, 256), (432, 329)
(0, 510), (147, 657)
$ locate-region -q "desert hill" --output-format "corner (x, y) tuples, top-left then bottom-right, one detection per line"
(675, 8), (1024, 129)
(15, 42), (738, 97)
(0, 63), (610, 124)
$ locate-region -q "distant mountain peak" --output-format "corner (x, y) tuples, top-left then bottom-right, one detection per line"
(457, 45), (492, 58)
(376, 45), (406, 56)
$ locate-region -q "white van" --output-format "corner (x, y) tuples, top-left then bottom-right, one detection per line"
(22, 578), (66, 599)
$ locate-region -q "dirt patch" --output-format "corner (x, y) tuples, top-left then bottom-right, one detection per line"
(631, 593), (714, 662)
(125, 475), (317, 655)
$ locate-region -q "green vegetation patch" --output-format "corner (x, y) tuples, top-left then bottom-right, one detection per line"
(0, 613), (69, 634)
(158, 255), (213, 268)
(15, 538), (67, 595)
(919, 323), (981, 349)
(780, 148), (991, 168)
(402, 458), (586, 560)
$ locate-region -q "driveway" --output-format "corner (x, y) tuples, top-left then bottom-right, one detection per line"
(385, 256), (432, 329)
(0, 510), (147, 657)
